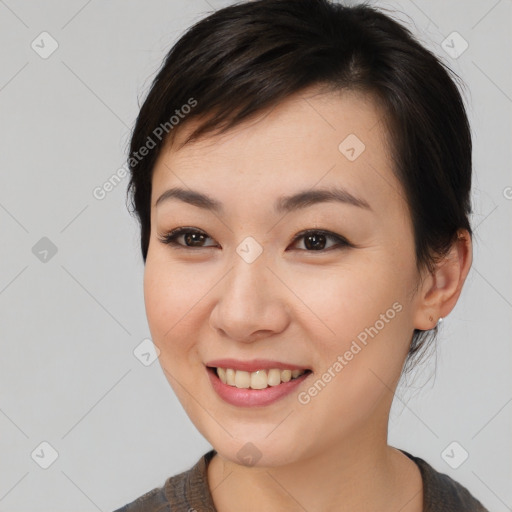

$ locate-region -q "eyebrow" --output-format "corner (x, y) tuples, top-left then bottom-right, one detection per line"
(154, 186), (372, 213)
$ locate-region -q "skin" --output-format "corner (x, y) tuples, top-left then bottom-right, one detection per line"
(144, 86), (472, 512)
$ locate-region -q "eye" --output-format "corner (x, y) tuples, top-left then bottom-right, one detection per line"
(158, 227), (218, 248)
(288, 229), (351, 252)
(158, 227), (351, 252)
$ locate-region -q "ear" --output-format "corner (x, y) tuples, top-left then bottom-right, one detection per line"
(413, 229), (473, 331)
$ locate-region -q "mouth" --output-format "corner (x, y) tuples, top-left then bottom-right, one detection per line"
(205, 360), (313, 407)
(207, 366), (312, 390)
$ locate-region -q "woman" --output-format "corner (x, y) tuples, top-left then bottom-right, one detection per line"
(115, 0), (488, 510)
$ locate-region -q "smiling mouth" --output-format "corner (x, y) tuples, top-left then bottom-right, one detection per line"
(208, 367), (312, 390)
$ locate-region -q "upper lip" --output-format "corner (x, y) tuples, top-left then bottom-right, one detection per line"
(206, 358), (310, 372)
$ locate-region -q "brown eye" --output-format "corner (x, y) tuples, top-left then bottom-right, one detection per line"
(289, 230), (351, 252)
(183, 231), (208, 247)
(304, 232), (327, 250)
(158, 227), (217, 248)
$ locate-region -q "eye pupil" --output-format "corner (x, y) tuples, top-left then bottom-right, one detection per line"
(185, 232), (206, 246)
(305, 233), (326, 250)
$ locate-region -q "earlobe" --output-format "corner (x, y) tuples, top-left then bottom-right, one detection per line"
(413, 229), (472, 331)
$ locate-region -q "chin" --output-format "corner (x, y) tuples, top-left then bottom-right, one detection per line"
(195, 418), (312, 468)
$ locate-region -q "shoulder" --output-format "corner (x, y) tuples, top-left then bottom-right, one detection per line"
(112, 484), (170, 512)
(112, 450), (216, 512)
(400, 450), (489, 512)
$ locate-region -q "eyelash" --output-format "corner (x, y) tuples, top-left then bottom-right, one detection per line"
(157, 227), (352, 252)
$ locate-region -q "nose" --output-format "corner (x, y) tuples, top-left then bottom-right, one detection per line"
(209, 252), (290, 343)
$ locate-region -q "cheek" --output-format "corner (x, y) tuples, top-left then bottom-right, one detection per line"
(287, 256), (412, 348)
(289, 268), (411, 443)
(143, 256), (204, 355)
(308, 257), (412, 374)
(143, 257), (211, 412)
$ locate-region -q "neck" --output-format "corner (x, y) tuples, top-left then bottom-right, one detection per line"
(207, 423), (423, 512)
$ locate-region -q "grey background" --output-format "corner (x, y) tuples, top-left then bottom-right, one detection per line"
(0, 0), (510, 511)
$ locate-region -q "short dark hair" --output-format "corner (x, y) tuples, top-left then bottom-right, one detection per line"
(126, 0), (472, 370)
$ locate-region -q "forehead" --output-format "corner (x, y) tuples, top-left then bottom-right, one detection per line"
(151, 87), (403, 218)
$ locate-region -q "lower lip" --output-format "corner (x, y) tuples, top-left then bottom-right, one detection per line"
(207, 367), (311, 407)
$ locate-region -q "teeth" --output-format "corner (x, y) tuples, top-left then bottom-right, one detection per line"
(281, 369), (292, 382)
(226, 368), (236, 386)
(217, 367), (227, 384)
(267, 369), (281, 386)
(235, 370), (250, 388)
(250, 370), (268, 390)
(215, 367), (307, 389)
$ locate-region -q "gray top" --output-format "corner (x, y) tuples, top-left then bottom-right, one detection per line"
(113, 449), (489, 511)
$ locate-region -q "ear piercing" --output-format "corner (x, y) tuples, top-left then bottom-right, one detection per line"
(429, 315), (443, 326)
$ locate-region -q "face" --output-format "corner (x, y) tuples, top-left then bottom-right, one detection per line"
(144, 87), (422, 467)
